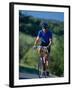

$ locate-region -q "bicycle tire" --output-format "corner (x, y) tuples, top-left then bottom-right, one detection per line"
(38, 59), (43, 78)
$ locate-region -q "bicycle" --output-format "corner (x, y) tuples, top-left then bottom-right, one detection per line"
(33, 45), (49, 78)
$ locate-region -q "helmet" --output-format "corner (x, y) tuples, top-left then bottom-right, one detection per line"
(42, 22), (48, 29)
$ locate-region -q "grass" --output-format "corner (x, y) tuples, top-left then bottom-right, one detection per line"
(19, 32), (64, 76)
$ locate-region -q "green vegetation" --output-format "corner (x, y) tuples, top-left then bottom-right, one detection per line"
(19, 11), (64, 77)
(19, 32), (39, 69)
(49, 35), (64, 76)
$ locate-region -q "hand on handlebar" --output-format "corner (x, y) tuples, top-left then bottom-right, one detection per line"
(47, 45), (50, 49)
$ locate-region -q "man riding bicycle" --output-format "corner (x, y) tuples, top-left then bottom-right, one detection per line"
(33, 22), (52, 76)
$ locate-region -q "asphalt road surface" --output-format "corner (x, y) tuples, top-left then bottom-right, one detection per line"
(19, 66), (57, 79)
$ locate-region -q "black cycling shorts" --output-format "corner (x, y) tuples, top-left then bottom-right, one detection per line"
(41, 42), (51, 53)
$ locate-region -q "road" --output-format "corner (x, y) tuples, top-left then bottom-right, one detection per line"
(19, 66), (57, 79)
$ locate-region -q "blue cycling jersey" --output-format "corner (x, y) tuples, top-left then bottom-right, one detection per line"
(38, 30), (52, 44)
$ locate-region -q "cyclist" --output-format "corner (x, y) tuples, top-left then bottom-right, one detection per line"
(33, 22), (52, 76)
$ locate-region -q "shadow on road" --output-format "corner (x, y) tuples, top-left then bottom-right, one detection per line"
(19, 66), (38, 74)
(19, 66), (39, 79)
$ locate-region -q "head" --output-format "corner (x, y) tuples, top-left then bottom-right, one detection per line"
(42, 22), (48, 32)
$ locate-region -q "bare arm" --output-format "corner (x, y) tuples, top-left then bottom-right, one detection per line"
(34, 36), (40, 46)
(48, 38), (52, 47)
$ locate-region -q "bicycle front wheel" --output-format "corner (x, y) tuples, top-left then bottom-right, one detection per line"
(38, 59), (43, 78)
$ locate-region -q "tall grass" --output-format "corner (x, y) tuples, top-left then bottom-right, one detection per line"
(19, 32), (64, 76)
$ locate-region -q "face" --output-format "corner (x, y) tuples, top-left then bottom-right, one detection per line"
(42, 27), (48, 32)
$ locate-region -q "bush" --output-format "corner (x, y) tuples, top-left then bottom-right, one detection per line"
(49, 35), (64, 76)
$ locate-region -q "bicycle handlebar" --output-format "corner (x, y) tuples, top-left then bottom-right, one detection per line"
(33, 45), (48, 49)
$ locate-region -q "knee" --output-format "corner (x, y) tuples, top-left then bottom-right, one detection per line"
(38, 48), (43, 57)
